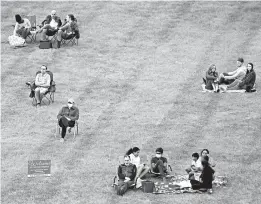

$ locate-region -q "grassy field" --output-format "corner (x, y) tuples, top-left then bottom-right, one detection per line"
(1, 1), (261, 204)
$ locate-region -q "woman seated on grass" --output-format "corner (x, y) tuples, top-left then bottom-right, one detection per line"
(204, 64), (219, 92)
(220, 63), (256, 92)
(126, 147), (150, 188)
(190, 156), (215, 194)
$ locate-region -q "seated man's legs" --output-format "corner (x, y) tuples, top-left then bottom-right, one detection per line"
(41, 28), (57, 41)
(34, 87), (48, 105)
(117, 180), (134, 195)
(153, 160), (167, 176)
(219, 73), (235, 85)
(59, 117), (75, 139)
(227, 79), (242, 90)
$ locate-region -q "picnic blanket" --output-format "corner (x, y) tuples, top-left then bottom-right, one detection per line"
(201, 84), (256, 93)
(153, 174), (228, 194)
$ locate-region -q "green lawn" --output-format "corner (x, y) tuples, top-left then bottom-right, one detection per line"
(1, 1), (261, 204)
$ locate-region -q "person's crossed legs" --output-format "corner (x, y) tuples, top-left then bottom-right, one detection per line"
(59, 116), (75, 142)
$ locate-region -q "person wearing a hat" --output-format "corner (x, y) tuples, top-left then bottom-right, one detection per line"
(151, 147), (168, 179)
(219, 57), (247, 85)
(57, 98), (79, 143)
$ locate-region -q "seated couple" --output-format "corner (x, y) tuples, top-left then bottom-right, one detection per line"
(186, 149), (215, 193)
(204, 58), (256, 92)
(116, 147), (169, 196)
(37, 10), (79, 48)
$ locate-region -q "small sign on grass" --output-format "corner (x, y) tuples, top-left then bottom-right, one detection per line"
(28, 160), (51, 177)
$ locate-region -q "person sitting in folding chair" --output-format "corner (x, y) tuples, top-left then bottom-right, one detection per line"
(38, 10), (62, 41)
(117, 155), (137, 196)
(57, 98), (79, 143)
(13, 14), (31, 39)
(151, 147), (168, 180)
(56, 14), (79, 48)
(32, 65), (51, 107)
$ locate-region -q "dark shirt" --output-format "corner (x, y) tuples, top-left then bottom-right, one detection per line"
(151, 157), (167, 165)
(118, 164), (137, 181)
(239, 70), (256, 89)
(57, 106), (79, 121)
(200, 165), (215, 189)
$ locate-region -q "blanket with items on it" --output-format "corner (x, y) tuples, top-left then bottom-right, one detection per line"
(153, 174), (228, 194)
(201, 83), (257, 93)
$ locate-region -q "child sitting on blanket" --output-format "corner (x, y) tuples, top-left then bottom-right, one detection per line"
(204, 64), (219, 92)
(185, 152), (202, 179)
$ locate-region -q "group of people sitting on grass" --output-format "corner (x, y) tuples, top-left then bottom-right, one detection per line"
(203, 57), (256, 92)
(13, 10), (79, 48)
(116, 147), (215, 196)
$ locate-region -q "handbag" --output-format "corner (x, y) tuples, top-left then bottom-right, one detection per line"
(141, 181), (155, 193)
(39, 40), (52, 49)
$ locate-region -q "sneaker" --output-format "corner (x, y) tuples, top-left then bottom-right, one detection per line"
(60, 138), (65, 143)
(26, 82), (31, 86)
(136, 178), (142, 189)
(208, 189), (213, 194)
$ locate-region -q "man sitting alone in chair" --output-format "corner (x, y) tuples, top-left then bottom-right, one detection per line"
(57, 98), (79, 143)
(34, 65), (50, 107)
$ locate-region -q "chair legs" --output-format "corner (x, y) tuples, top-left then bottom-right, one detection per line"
(56, 121), (79, 139)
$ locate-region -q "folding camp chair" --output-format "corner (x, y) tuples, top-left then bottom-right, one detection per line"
(25, 15), (38, 43)
(61, 31), (79, 46)
(26, 70), (56, 106)
(112, 156), (136, 188)
(55, 120), (79, 139)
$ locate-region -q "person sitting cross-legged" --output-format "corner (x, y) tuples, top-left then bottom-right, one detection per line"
(117, 155), (137, 196)
(151, 147), (168, 180)
(190, 156), (215, 194)
(57, 98), (79, 143)
(34, 65), (51, 107)
(185, 152), (202, 179)
(126, 147), (150, 188)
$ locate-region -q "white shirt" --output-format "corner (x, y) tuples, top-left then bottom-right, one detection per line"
(129, 153), (141, 168)
(49, 19), (58, 29)
(14, 18), (31, 35)
(192, 159), (202, 168)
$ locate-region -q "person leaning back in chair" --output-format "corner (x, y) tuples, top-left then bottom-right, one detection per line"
(57, 98), (79, 143)
(56, 14), (79, 48)
(13, 14), (31, 39)
(117, 155), (137, 196)
(218, 57), (247, 85)
(151, 147), (168, 180)
(37, 10), (62, 41)
(33, 65), (51, 107)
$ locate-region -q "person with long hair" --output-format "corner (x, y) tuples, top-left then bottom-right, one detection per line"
(221, 63), (256, 92)
(13, 14), (31, 39)
(117, 155), (137, 196)
(56, 14), (79, 48)
(126, 147), (150, 188)
(190, 156), (215, 193)
(205, 64), (219, 92)
(200, 149), (216, 168)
